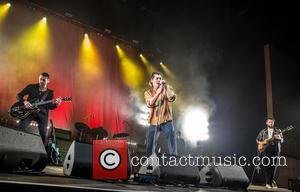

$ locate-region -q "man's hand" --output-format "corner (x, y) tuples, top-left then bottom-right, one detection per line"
(55, 97), (62, 106)
(24, 101), (32, 109)
(274, 134), (282, 140)
(156, 84), (164, 94)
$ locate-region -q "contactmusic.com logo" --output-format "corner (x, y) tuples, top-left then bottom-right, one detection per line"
(99, 149), (121, 170)
(93, 140), (128, 180)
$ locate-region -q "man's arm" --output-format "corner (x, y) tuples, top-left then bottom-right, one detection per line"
(144, 86), (163, 108)
(166, 85), (176, 102)
(256, 130), (264, 143)
(16, 84), (31, 102)
(274, 129), (284, 143)
(47, 91), (59, 110)
(17, 84), (34, 108)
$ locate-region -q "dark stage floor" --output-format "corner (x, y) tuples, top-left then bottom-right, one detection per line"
(0, 166), (292, 192)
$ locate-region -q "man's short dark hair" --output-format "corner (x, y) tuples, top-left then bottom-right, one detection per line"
(41, 72), (50, 79)
(266, 117), (275, 121)
(149, 72), (163, 87)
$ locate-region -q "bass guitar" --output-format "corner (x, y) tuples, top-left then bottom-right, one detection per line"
(8, 97), (72, 119)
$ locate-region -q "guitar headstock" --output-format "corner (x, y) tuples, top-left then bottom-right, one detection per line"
(286, 125), (294, 131)
(61, 97), (72, 102)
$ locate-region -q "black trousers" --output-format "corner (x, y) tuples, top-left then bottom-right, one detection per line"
(18, 112), (48, 146)
(263, 144), (280, 185)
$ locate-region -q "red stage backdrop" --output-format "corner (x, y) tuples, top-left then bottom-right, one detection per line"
(0, 3), (146, 136)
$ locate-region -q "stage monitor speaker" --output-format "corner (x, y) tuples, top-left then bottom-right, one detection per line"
(199, 165), (249, 189)
(63, 140), (132, 179)
(288, 178), (300, 192)
(63, 141), (92, 178)
(138, 154), (200, 185)
(0, 126), (47, 172)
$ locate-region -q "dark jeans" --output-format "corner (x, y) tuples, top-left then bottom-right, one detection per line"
(18, 112), (48, 146)
(263, 144), (279, 185)
(146, 121), (177, 156)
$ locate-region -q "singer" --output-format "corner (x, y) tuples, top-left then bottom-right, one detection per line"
(144, 71), (177, 156)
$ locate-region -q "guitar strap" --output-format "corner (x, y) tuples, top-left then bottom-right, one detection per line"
(40, 90), (49, 102)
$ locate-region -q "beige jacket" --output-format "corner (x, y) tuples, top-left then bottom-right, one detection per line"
(144, 85), (176, 125)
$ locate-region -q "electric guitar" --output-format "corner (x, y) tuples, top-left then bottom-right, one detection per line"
(8, 97), (72, 119)
(257, 125), (294, 154)
(47, 120), (61, 166)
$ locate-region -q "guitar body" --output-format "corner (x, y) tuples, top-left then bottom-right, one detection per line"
(257, 125), (294, 154)
(8, 97), (71, 120)
(9, 101), (40, 120)
(257, 139), (270, 154)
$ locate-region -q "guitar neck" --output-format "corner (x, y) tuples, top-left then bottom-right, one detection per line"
(33, 99), (54, 107)
(270, 127), (289, 140)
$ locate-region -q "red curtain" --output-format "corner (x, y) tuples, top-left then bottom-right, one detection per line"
(0, 2), (138, 136)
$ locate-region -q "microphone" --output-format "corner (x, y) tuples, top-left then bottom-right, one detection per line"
(161, 80), (166, 85)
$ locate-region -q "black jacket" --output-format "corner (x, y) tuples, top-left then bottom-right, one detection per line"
(16, 83), (57, 116)
(256, 127), (283, 153)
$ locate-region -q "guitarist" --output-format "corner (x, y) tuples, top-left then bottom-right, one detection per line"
(256, 118), (283, 189)
(16, 72), (62, 147)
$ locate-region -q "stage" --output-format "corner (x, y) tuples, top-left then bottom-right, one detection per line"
(0, 166), (292, 192)
(1, 1), (299, 192)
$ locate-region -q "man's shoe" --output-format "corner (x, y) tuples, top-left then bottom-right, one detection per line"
(266, 184), (272, 189)
(272, 180), (278, 189)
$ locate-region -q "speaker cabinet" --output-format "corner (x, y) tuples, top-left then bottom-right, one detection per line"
(0, 126), (47, 172)
(138, 154), (200, 184)
(63, 141), (92, 178)
(199, 165), (249, 189)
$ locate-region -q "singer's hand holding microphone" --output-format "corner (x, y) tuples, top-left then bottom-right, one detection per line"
(157, 80), (166, 94)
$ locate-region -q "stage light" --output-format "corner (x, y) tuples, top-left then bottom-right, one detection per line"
(182, 106), (209, 144)
(159, 62), (176, 80)
(42, 17), (47, 23)
(116, 45), (120, 49)
(104, 28), (112, 34)
(139, 104), (148, 114)
(80, 32), (101, 77)
(116, 46), (144, 89)
(83, 33), (90, 47)
(7, 17), (50, 75)
(132, 39), (139, 45)
(135, 103), (149, 127)
(0, 3), (11, 23)
(64, 12), (73, 18)
(136, 105), (149, 126)
(137, 119), (148, 127)
(139, 53), (157, 75)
